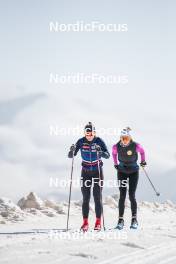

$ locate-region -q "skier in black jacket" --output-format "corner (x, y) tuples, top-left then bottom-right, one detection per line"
(112, 127), (147, 229)
(68, 122), (110, 231)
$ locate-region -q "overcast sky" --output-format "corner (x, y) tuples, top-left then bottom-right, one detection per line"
(0, 0), (176, 202)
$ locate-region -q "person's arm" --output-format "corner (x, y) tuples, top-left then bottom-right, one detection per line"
(112, 145), (118, 165)
(136, 143), (147, 167)
(98, 139), (110, 159)
(68, 140), (81, 158)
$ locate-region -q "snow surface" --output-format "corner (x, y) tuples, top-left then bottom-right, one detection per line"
(0, 192), (176, 264)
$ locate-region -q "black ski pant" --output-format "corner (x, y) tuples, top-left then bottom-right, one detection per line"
(81, 168), (103, 219)
(118, 170), (139, 218)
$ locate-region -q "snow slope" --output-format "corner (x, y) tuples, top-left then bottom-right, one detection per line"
(0, 193), (176, 264)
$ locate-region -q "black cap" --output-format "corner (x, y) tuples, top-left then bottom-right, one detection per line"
(84, 122), (95, 133)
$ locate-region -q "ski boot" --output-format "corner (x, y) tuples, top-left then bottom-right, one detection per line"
(94, 218), (101, 231)
(130, 217), (138, 229)
(80, 218), (89, 232)
(115, 218), (124, 230)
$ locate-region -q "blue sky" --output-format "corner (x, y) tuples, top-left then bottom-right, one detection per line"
(0, 0), (175, 202)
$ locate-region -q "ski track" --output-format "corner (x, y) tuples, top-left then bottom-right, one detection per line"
(1, 236), (176, 264)
(49, 256), (71, 264)
(45, 237), (176, 264)
(1, 221), (176, 264)
(159, 256), (176, 264)
(95, 242), (176, 264)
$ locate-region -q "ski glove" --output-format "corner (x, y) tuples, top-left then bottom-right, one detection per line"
(68, 144), (76, 158)
(100, 151), (110, 159)
(70, 144), (76, 152)
(140, 161), (147, 167)
(114, 165), (119, 170)
(95, 144), (101, 152)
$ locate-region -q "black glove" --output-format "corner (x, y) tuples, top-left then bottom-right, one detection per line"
(95, 144), (101, 152)
(114, 164), (119, 170)
(70, 144), (76, 152)
(68, 144), (76, 158)
(140, 161), (147, 167)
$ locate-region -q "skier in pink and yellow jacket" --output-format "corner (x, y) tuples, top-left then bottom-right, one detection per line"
(112, 127), (147, 230)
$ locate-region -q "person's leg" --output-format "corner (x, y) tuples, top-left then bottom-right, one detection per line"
(118, 171), (128, 218)
(92, 168), (103, 219)
(81, 169), (92, 219)
(128, 171), (139, 218)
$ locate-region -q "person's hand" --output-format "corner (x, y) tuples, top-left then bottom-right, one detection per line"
(140, 161), (147, 167)
(70, 144), (76, 152)
(95, 144), (101, 152)
(114, 164), (119, 170)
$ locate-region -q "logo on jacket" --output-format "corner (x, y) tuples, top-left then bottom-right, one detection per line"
(127, 150), (133, 156)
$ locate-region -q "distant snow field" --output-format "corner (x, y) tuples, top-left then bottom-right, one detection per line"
(0, 192), (176, 264)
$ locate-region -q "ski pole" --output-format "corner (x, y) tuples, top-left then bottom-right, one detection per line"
(96, 145), (106, 231)
(141, 167), (160, 196)
(66, 149), (75, 231)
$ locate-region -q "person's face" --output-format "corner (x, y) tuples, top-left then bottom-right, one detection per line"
(121, 136), (131, 145)
(85, 131), (94, 141)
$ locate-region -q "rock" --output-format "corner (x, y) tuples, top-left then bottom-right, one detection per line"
(164, 200), (175, 208)
(1, 211), (9, 217)
(0, 197), (24, 222)
(44, 200), (65, 214)
(40, 209), (56, 217)
(104, 196), (118, 208)
(18, 192), (44, 210)
(140, 201), (153, 209)
(18, 193), (66, 216)
(25, 208), (43, 216)
(111, 194), (119, 201)
(0, 198), (21, 212)
(73, 200), (82, 207)
(153, 202), (161, 208)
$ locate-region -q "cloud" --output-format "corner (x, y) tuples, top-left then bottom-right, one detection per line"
(0, 93), (46, 124)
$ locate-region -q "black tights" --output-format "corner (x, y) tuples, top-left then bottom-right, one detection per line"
(118, 171), (139, 218)
(81, 168), (103, 219)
